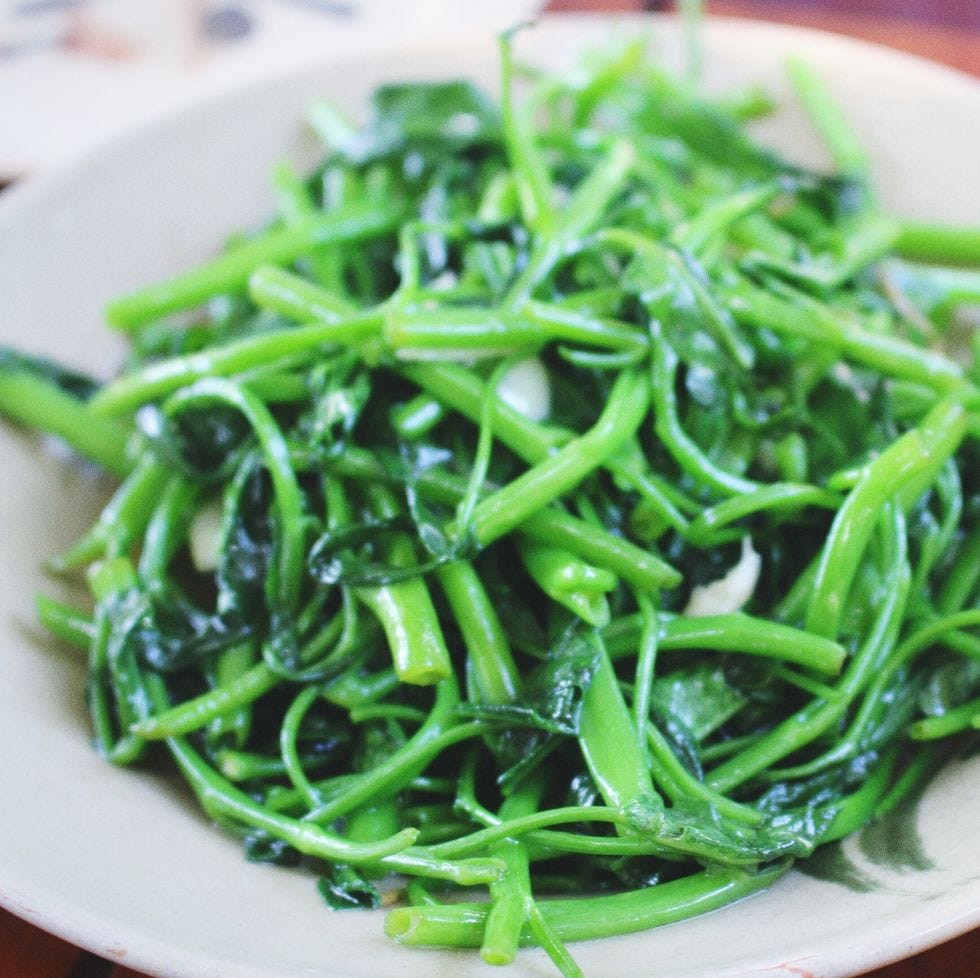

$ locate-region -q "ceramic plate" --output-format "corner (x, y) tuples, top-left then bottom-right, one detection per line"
(0, 15), (978, 978)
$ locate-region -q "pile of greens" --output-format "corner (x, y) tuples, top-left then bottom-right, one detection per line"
(2, 31), (979, 977)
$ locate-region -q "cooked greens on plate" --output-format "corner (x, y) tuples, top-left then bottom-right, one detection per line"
(2, 30), (979, 977)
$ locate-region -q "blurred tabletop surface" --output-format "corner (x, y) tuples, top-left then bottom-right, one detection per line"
(1, 1), (978, 977)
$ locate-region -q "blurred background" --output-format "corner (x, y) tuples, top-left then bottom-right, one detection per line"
(1, 0), (978, 184)
(550, 0), (980, 72)
(0, 2), (978, 977)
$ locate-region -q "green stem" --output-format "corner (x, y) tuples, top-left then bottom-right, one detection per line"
(354, 487), (453, 686)
(132, 662), (279, 739)
(910, 697), (980, 740)
(0, 370), (131, 476)
(469, 370), (649, 546)
(708, 503), (909, 791)
(90, 312), (383, 416)
(787, 55), (868, 178)
(163, 378), (307, 611)
(481, 780), (543, 967)
(806, 400), (966, 638)
(248, 264), (358, 321)
(385, 861), (790, 947)
(302, 678), (460, 825)
(35, 595), (93, 647)
(518, 539), (616, 627)
(894, 222), (980, 266)
(106, 205), (400, 329)
(436, 560), (520, 705)
(649, 325), (760, 497)
(398, 360), (568, 463)
(577, 639), (657, 813)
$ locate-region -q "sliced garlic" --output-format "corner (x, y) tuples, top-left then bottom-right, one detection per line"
(683, 536), (761, 617)
(496, 356), (551, 422)
(188, 497), (225, 573)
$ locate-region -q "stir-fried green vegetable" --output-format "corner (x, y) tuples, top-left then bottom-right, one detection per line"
(4, 29), (980, 977)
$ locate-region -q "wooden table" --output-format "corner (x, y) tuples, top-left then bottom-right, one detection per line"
(2, 2), (978, 976)
(548, 0), (980, 77)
